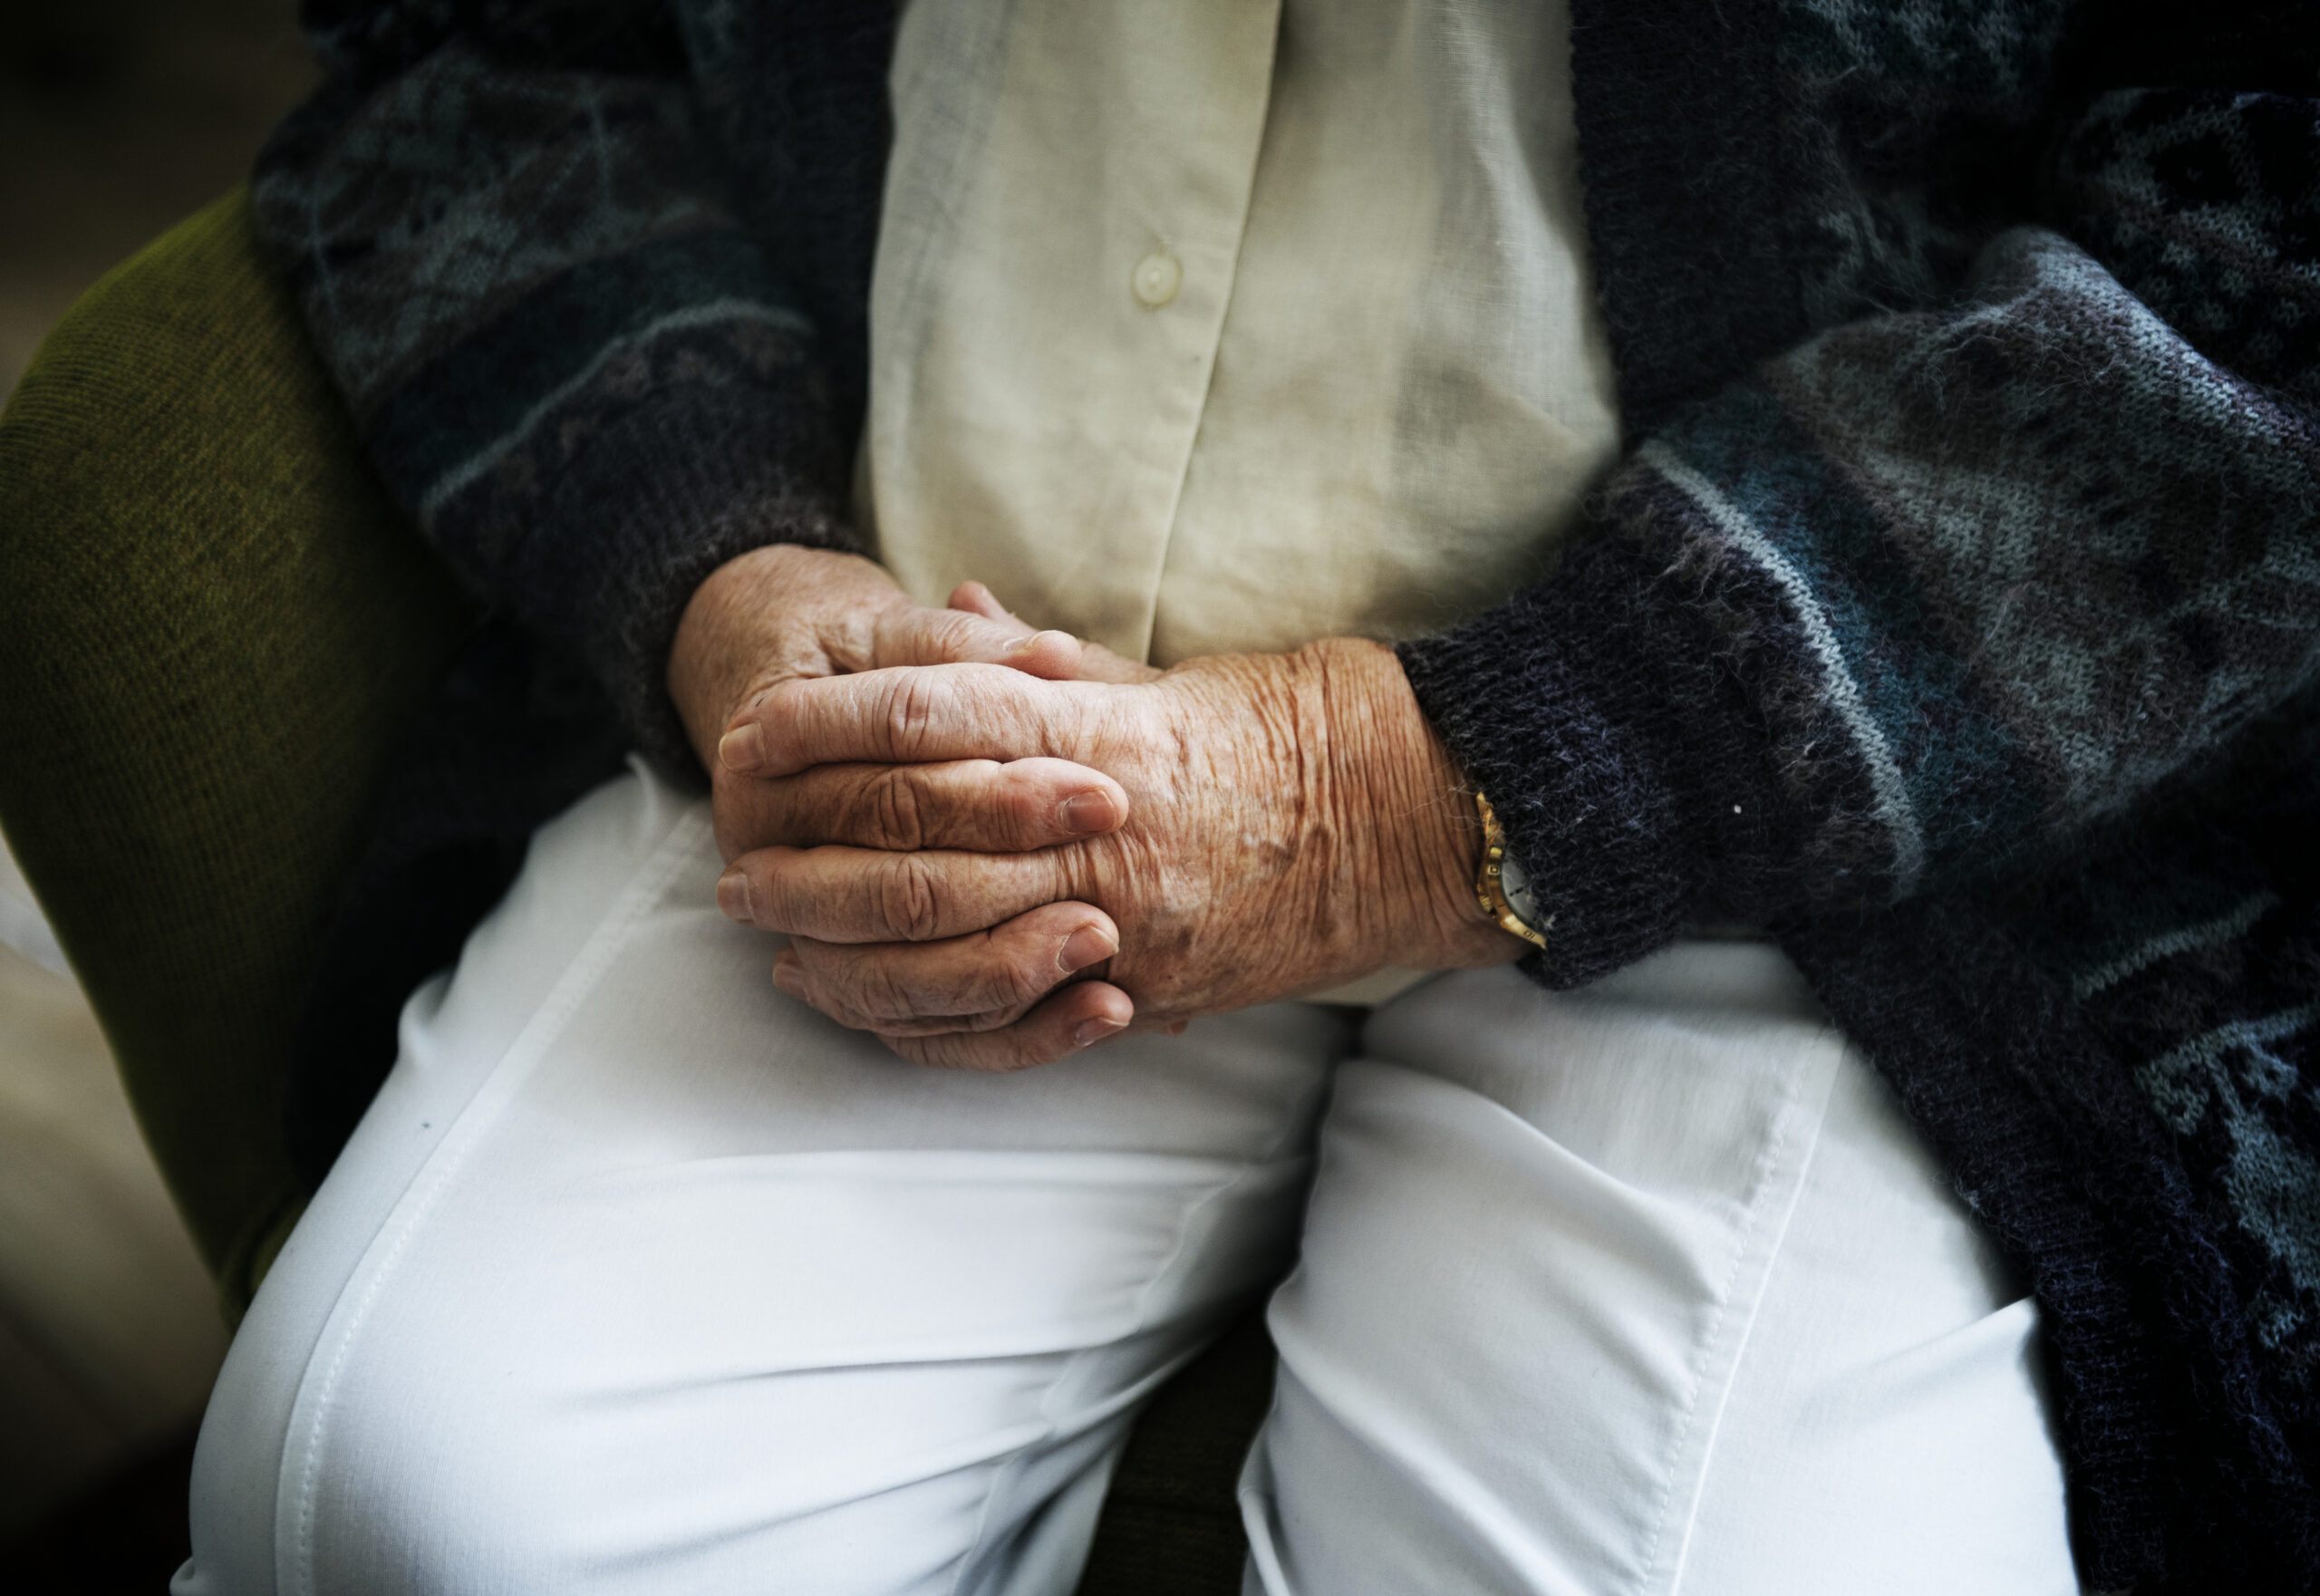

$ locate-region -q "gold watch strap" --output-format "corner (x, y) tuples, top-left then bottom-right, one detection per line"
(1474, 791), (1549, 950)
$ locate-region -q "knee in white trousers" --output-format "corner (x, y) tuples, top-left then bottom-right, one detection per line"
(179, 765), (2076, 1595)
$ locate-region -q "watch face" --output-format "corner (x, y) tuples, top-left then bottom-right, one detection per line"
(1501, 850), (1542, 928)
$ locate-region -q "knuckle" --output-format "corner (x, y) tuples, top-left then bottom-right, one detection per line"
(882, 672), (939, 760)
(869, 769), (928, 850)
(930, 611), (991, 662)
(855, 958), (922, 1020)
(998, 942), (1059, 1008)
(759, 680), (808, 746)
(999, 776), (1050, 848)
(873, 854), (946, 941)
(755, 865), (805, 933)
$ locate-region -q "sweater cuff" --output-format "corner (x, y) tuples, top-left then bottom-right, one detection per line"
(1396, 504), (1810, 987)
(529, 382), (862, 781)
(387, 265), (869, 784)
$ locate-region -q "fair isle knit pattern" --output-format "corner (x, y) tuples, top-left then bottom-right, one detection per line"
(1402, 5), (2319, 1583)
(255, 0), (891, 772)
(251, 0), (896, 1182)
(256, 0), (2317, 1587)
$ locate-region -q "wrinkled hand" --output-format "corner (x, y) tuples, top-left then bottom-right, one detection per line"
(710, 637), (1526, 1069)
(669, 545), (1151, 860)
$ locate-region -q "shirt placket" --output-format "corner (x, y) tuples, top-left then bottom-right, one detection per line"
(864, 0), (1283, 660)
(1081, 0), (1283, 662)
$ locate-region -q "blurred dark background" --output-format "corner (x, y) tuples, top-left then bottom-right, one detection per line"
(1, 0), (315, 401)
(2, 1), (315, 1587)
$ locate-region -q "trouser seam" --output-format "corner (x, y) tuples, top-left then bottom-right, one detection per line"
(1633, 1028), (1846, 1596)
(274, 804), (708, 1596)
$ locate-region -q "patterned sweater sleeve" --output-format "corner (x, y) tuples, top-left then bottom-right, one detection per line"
(252, 0), (863, 775)
(1398, 82), (2320, 987)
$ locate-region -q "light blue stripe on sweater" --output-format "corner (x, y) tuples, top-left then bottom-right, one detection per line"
(1639, 439), (1928, 896)
(417, 297), (811, 530)
(2073, 893), (2283, 1001)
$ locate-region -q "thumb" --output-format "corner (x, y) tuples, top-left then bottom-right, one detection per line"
(869, 595), (1086, 680)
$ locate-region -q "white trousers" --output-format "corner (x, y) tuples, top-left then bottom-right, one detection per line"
(178, 764), (2078, 1595)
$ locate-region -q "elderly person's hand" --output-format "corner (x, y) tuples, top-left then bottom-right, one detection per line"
(710, 637), (1529, 1069)
(669, 546), (1151, 862)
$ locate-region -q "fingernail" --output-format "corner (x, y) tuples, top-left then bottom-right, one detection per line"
(1058, 789), (1118, 835)
(1004, 628), (1070, 657)
(717, 867), (755, 924)
(1058, 924), (1116, 973)
(771, 956), (805, 998)
(1073, 1017), (1126, 1049)
(718, 722), (766, 773)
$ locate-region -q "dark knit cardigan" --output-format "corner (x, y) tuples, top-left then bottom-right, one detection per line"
(255, 1), (2320, 1587)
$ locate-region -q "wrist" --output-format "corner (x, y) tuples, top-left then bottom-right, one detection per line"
(1302, 638), (1517, 967)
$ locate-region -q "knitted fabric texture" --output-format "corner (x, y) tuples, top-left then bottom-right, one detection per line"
(1402, 4), (2320, 1582)
(255, 0), (2320, 1586)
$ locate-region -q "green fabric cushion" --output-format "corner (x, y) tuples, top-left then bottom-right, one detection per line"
(0, 189), (1275, 1591)
(0, 189), (473, 1316)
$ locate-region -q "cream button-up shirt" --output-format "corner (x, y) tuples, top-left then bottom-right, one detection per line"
(862, 0), (1619, 666)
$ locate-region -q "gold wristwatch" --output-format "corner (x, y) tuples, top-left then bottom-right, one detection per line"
(1474, 792), (1550, 951)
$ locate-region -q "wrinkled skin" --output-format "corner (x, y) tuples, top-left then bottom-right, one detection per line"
(670, 544), (1135, 860)
(672, 546), (1523, 1070)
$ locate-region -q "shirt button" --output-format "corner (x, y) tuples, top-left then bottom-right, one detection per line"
(1131, 251), (1182, 308)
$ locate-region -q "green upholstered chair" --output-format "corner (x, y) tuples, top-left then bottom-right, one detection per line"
(0, 189), (1268, 1593)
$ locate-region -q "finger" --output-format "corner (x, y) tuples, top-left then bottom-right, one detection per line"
(749, 758), (1126, 851)
(953, 581), (1162, 686)
(882, 982), (1136, 1072)
(774, 952), (1024, 1036)
(947, 579), (1016, 624)
(784, 902), (1117, 1024)
(719, 843), (1078, 943)
(721, 665), (1074, 779)
(870, 601), (1084, 682)
(774, 944), (1027, 1035)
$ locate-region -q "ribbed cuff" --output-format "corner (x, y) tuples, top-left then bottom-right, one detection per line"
(1396, 501), (1810, 987)
(526, 382), (865, 784)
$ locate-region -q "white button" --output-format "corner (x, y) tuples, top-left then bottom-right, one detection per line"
(1131, 251), (1182, 308)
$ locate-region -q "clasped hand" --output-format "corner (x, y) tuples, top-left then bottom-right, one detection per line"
(672, 547), (1520, 1070)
